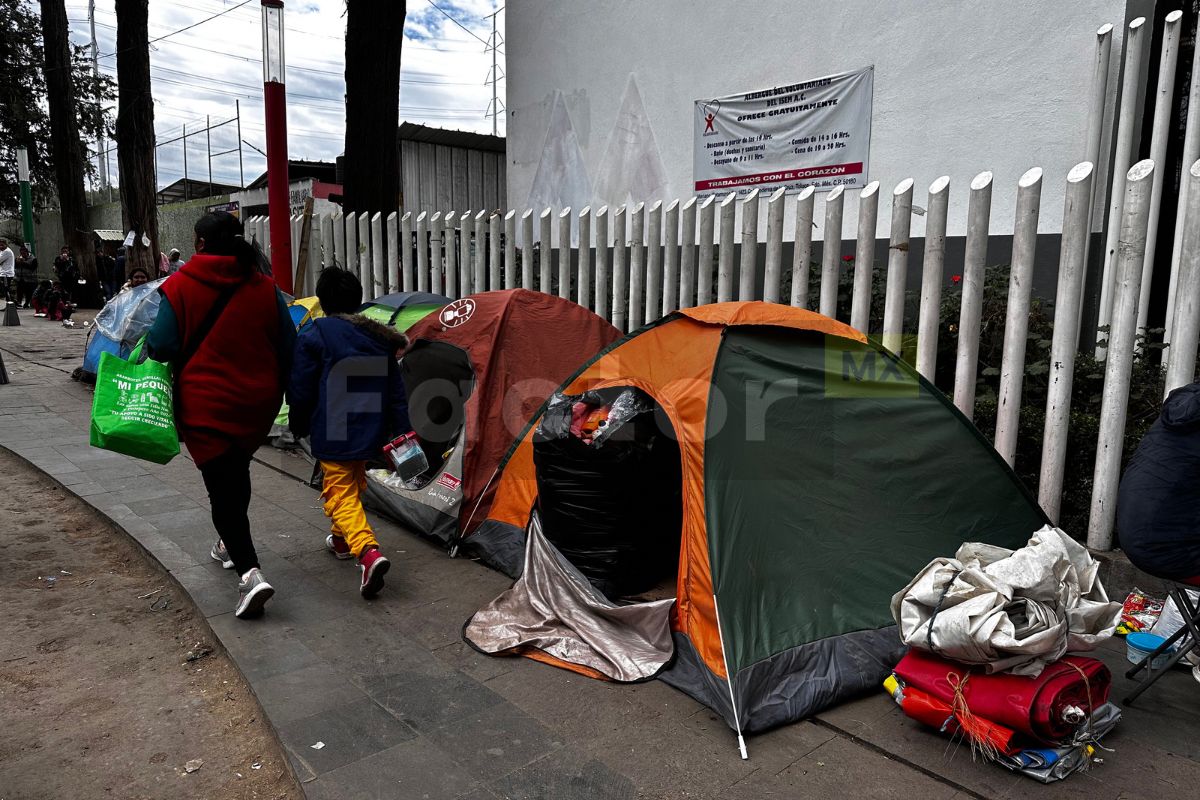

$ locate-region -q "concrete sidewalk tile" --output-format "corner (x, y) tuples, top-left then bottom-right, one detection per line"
(277, 696), (416, 776)
(252, 663), (368, 727)
(68, 481), (110, 497)
(207, 611), (324, 683)
(365, 666), (508, 734)
(433, 640), (518, 684)
(139, 506), (212, 532)
(124, 495), (202, 518)
(425, 701), (565, 782)
(487, 746), (636, 800)
(306, 736), (481, 800)
(107, 481), (177, 502)
(51, 470), (96, 487)
(294, 611), (448, 685)
(130, 532), (199, 572)
(265, 584), (357, 628)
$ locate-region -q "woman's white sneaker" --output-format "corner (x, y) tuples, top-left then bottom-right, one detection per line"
(235, 569), (274, 618)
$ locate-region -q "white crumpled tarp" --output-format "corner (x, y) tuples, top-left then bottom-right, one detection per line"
(891, 525), (1123, 676)
(93, 277), (167, 348)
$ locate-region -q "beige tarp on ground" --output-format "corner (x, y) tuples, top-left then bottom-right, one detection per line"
(891, 525), (1123, 676)
(464, 513), (675, 682)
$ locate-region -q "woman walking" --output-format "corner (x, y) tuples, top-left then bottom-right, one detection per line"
(147, 211), (295, 618)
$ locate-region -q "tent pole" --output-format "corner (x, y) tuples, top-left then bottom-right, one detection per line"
(712, 593), (749, 760)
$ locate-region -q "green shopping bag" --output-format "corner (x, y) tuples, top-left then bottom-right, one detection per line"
(90, 341), (180, 464)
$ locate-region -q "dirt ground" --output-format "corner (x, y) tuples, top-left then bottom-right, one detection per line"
(0, 448), (304, 800)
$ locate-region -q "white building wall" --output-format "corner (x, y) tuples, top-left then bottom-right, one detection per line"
(506, 0), (1152, 241)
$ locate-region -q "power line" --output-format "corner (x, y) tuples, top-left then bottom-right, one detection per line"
(95, 0), (254, 60)
(422, 0), (491, 47)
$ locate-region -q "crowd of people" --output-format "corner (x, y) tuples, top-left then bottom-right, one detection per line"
(0, 236), (186, 327)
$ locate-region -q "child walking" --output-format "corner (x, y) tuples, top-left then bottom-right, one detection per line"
(287, 268), (411, 597)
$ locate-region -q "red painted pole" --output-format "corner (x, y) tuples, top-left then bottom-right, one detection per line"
(262, 0), (292, 293)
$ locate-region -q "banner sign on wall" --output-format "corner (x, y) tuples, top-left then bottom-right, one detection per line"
(693, 66), (874, 197)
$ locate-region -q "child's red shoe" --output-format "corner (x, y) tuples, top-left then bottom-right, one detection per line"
(358, 546), (390, 598)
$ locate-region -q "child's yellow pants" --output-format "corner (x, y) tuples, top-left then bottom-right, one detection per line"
(319, 460), (378, 557)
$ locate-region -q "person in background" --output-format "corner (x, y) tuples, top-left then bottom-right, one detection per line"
(115, 246), (126, 285)
(147, 211), (295, 619)
(287, 267), (410, 599)
(158, 251), (170, 278)
(0, 238), (14, 300)
(16, 247), (39, 308)
(167, 248), (184, 274)
(96, 247), (117, 300)
(118, 265), (151, 294)
(31, 279), (52, 315)
(53, 246), (79, 301)
(43, 281), (75, 322)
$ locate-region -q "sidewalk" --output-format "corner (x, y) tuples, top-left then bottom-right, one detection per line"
(2, 311), (1199, 800)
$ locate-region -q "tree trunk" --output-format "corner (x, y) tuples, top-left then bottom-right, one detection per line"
(344, 0), (405, 214)
(114, 0), (158, 281)
(39, 0), (97, 294)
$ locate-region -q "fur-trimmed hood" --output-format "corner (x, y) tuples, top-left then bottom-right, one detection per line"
(331, 313), (409, 352)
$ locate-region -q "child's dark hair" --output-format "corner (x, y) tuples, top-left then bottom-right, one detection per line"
(194, 210), (260, 273)
(316, 267), (363, 316)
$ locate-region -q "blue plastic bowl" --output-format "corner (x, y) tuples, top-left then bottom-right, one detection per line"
(1127, 632), (1173, 669)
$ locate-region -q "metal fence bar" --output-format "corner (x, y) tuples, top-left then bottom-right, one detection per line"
(1165, 160), (1200, 397)
(489, 212), (502, 292)
(717, 192), (736, 303)
(1089, 159), (1155, 550)
(430, 212), (444, 295)
(1165, 21), (1200, 350)
(504, 210), (517, 290)
(646, 200), (663, 320)
(558, 207), (572, 301)
(819, 186), (845, 318)
(444, 210), (458, 299)
(370, 211), (384, 299)
(1136, 10), (1183, 345)
(386, 211), (399, 295)
(680, 197), (698, 309)
(916, 177), (950, 381)
(539, 208), (552, 295)
(697, 196), (716, 307)
(345, 212), (358, 280)
(474, 210), (487, 294)
(612, 205), (628, 330)
(738, 188), (760, 302)
(460, 211), (474, 295)
(416, 211), (429, 293)
(629, 202), (645, 329)
(357, 212), (370, 290)
(763, 187), (786, 304)
(953, 171), (994, 421)
(1039, 161), (1096, 522)
(664, 199), (680, 314)
(882, 179), (914, 353)
(850, 181), (880, 332)
(791, 187), (815, 309)
(994, 167), (1044, 466)
(401, 212), (414, 292)
(332, 212), (345, 271)
(578, 206), (591, 308)
(595, 205), (609, 319)
(1096, 16), (1148, 358)
(521, 209), (534, 291)
(1080, 24), (1113, 332)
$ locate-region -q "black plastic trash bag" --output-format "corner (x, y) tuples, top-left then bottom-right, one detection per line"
(532, 387), (682, 599)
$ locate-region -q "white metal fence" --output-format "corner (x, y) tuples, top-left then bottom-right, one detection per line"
(240, 15), (1200, 553)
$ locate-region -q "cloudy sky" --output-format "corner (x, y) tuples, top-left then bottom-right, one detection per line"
(65, 0), (505, 191)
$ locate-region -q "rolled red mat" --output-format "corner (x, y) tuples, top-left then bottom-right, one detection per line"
(894, 649), (1111, 744)
(898, 683), (1022, 755)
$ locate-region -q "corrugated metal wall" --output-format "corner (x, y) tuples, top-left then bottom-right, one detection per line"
(400, 140), (506, 216)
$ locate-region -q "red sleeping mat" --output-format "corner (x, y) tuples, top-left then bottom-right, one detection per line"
(894, 649), (1111, 744)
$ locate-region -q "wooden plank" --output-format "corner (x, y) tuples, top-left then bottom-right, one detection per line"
(419, 142), (438, 214)
(451, 148), (470, 212)
(482, 152), (499, 211)
(468, 149), (484, 211)
(401, 141), (420, 213)
(435, 145), (453, 210)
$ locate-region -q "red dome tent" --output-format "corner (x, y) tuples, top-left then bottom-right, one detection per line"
(364, 289), (621, 545)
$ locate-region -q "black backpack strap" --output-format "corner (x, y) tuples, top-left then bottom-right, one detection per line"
(176, 285), (237, 377)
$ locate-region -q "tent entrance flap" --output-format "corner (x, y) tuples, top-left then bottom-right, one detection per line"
(463, 512), (676, 683)
(402, 339), (476, 478)
(532, 386), (683, 600)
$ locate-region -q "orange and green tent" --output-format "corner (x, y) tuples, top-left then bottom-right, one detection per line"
(462, 302), (1048, 741)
